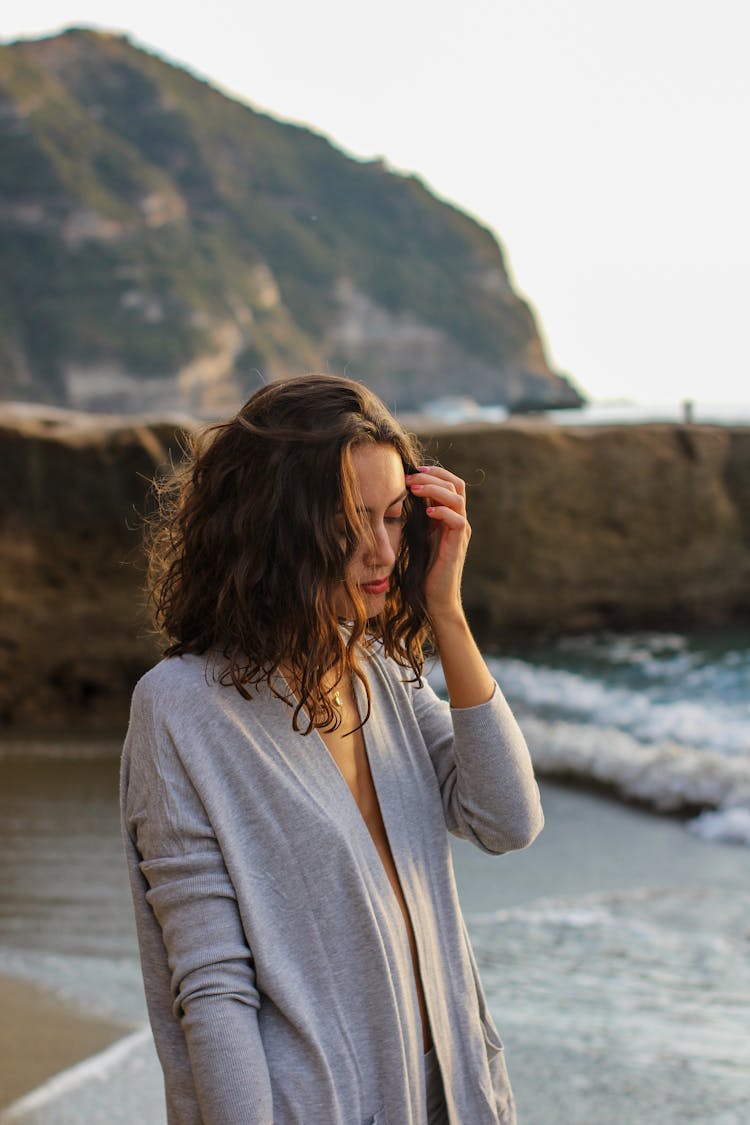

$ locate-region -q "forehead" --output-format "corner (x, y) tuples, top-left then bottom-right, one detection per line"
(349, 443), (404, 508)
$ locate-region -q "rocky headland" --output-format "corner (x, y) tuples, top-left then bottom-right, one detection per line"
(1, 405), (749, 728)
(0, 28), (581, 415)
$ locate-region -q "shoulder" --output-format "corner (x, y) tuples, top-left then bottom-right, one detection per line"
(124, 655), (231, 786)
(127, 654), (230, 749)
(131, 653), (217, 710)
(127, 652), (282, 749)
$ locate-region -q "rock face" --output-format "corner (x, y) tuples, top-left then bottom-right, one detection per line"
(1, 408), (748, 728)
(421, 421), (750, 640)
(0, 406), (195, 729)
(0, 28), (582, 415)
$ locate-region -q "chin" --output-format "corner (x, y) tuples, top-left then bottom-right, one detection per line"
(332, 587), (389, 621)
(363, 592), (387, 615)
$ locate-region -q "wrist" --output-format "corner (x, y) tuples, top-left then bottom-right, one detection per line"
(429, 607), (471, 643)
(432, 615), (495, 708)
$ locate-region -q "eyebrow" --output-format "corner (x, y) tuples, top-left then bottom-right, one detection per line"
(360, 489), (408, 514)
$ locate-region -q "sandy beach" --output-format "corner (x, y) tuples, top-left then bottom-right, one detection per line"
(0, 973), (130, 1108)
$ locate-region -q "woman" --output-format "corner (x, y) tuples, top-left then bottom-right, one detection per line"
(121, 373), (543, 1125)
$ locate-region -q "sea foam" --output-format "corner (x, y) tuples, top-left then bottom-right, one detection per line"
(483, 654), (750, 757)
(519, 713), (750, 829)
(686, 806), (750, 846)
(427, 633), (750, 844)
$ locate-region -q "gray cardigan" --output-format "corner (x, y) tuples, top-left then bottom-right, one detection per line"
(120, 647), (543, 1125)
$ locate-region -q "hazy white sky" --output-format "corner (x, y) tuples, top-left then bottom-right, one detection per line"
(4, 0), (749, 405)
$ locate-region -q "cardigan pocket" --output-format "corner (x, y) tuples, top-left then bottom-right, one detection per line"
(488, 1047), (516, 1125)
(461, 920), (505, 1056)
(466, 941), (505, 1055)
(480, 1010), (505, 1056)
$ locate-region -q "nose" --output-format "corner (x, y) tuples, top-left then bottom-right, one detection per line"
(364, 522), (397, 568)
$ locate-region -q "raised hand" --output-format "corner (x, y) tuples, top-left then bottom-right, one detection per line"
(406, 464), (493, 707)
(405, 465), (470, 625)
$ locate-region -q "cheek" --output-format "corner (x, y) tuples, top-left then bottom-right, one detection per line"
(344, 539), (365, 573)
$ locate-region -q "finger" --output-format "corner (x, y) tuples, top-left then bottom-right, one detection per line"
(425, 505), (467, 530)
(408, 480), (465, 512)
(411, 466), (466, 497)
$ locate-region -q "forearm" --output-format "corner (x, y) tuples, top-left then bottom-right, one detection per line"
(431, 610), (494, 709)
(413, 668), (544, 854)
(183, 994), (273, 1125)
(124, 703), (274, 1125)
(408, 461), (543, 848)
(449, 686), (544, 851)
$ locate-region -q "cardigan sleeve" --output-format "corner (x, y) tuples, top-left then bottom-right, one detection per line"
(410, 673), (544, 854)
(121, 680), (274, 1125)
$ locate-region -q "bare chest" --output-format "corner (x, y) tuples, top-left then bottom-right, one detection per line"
(318, 722), (389, 847)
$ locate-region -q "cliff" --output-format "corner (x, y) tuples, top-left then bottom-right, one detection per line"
(1, 407), (748, 728)
(0, 28), (582, 415)
(434, 421), (750, 636)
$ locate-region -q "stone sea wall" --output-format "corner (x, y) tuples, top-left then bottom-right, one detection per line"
(1, 406), (749, 728)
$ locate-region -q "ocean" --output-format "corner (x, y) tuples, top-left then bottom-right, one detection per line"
(1, 627), (748, 1122)
(414, 397), (750, 428)
(485, 626), (750, 846)
(542, 401), (750, 427)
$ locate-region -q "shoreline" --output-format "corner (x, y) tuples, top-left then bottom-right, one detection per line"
(0, 971), (132, 1110)
(1, 782), (748, 1123)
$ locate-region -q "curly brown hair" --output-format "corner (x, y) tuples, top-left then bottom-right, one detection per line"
(148, 374), (434, 731)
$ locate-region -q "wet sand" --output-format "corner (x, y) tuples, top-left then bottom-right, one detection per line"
(0, 973), (130, 1108)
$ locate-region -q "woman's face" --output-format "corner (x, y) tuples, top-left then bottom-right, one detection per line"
(334, 443), (407, 618)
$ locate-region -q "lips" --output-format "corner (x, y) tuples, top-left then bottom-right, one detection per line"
(360, 576), (390, 596)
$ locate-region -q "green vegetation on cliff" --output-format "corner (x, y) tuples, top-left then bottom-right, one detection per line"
(0, 28), (582, 412)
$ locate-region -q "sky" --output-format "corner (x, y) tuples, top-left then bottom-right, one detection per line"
(3, 0), (749, 407)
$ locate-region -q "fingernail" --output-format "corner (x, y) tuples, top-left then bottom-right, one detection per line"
(426, 506), (435, 514)
(410, 483), (423, 491)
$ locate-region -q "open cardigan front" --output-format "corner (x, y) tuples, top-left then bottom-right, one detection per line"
(120, 647), (543, 1125)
